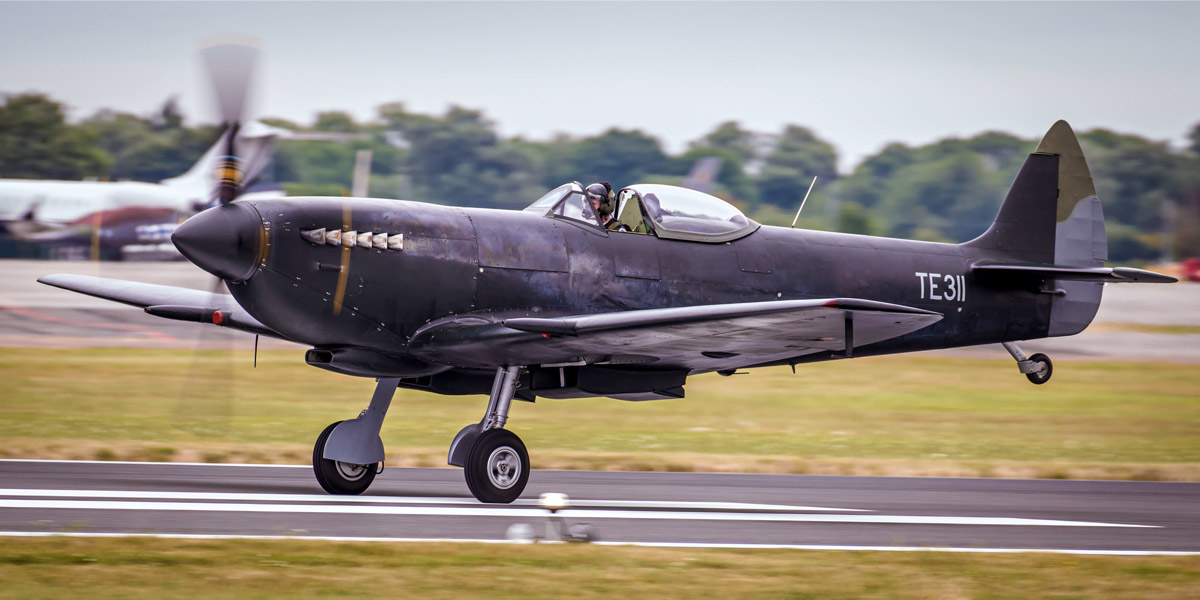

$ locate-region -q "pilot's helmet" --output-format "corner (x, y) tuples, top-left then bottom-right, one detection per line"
(586, 182), (616, 216)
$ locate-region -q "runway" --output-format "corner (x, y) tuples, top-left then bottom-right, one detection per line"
(1, 460), (1197, 555)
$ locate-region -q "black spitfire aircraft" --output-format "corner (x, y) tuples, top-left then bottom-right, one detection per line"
(39, 120), (1176, 503)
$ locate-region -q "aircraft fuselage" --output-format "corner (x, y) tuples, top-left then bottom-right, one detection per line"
(220, 197), (1064, 373)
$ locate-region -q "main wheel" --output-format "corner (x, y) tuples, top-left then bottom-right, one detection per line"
(464, 429), (529, 504)
(312, 421), (378, 495)
(1025, 353), (1053, 385)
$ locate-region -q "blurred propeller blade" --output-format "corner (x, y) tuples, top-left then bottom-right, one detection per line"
(199, 36), (260, 206)
(199, 38), (259, 126)
(171, 275), (235, 438)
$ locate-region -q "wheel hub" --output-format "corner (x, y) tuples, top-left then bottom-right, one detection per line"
(487, 446), (520, 489)
(335, 460), (368, 481)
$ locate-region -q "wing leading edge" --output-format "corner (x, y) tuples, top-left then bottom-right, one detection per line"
(37, 274), (280, 339)
(411, 298), (943, 373)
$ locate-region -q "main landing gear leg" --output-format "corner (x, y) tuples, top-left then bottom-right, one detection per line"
(1001, 342), (1053, 385)
(313, 377), (400, 494)
(447, 366), (530, 504)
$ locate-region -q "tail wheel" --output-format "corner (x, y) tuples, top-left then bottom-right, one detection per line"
(312, 421), (378, 495)
(464, 429), (529, 504)
(1026, 353), (1053, 385)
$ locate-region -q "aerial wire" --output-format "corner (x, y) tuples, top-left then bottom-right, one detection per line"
(790, 176), (818, 228)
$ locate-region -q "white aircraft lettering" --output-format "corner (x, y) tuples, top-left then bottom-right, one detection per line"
(915, 272), (966, 303)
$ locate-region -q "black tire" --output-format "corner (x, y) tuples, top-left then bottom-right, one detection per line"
(464, 429), (529, 504)
(1025, 353), (1053, 385)
(312, 421), (378, 495)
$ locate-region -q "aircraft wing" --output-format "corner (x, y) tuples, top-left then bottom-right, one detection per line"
(411, 298), (942, 373)
(37, 274), (282, 339)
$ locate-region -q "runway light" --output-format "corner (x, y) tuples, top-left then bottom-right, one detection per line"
(539, 492), (569, 513)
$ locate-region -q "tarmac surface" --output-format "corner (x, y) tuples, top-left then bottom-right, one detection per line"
(0, 460), (1197, 554)
(1, 259), (1198, 361)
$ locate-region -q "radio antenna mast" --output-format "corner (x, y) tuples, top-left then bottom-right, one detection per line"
(790, 176), (818, 228)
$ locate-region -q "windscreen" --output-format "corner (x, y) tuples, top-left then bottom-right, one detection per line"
(524, 184), (573, 212)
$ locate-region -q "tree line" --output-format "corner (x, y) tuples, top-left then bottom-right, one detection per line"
(2, 92), (1197, 262)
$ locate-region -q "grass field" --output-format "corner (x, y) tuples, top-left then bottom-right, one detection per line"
(2, 348), (1199, 480)
(0, 537), (1198, 599)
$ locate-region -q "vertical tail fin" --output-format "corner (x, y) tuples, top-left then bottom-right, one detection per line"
(964, 120), (1107, 336)
(965, 120), (1106, 266)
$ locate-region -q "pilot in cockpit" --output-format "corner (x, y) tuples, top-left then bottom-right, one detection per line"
(586, 182), (629, 232)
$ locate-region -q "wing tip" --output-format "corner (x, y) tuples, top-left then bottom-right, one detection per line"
(1111, 267), (1178, 284)
(37, 273), (81, 289)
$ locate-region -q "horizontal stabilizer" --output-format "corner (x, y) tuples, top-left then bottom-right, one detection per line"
(971, 261), (1177, 284)
(36, 274), (282, 338)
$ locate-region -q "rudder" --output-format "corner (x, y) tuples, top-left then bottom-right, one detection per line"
(964, 120), (1107, 336)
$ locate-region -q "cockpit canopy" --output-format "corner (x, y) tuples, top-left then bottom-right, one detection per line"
(524, 182), (758, 243)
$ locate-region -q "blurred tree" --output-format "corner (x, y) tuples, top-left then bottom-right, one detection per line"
(6, 91), (1193, 262)
(313, 111), (360, 133)
(379, 103), (542, 207)
(834, 142), (918, 210)
(837, 201), (880, 236)
(963, 131), (1027, 171)
(79, 107), (219, 182)
(878, 152), (997, 241)
(149, 97), (184, 131)
(273, 139), (356, 189)
(690, 121), (758, 165)
(535, 133), (584, 189)
(282, 182), (348, 197)
(0, 93), (109, 179)
(665, 146), (755, 201)
(557, 128), (667, 189)
(1080, 130), (1183, 232)
(260, 117), (304, 131)
(756, 125), (838, 208)
(272, 109), (406, 196)
(80, 109), (154, 162)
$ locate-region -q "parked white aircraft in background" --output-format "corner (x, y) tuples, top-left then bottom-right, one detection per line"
(0, 121), (286, 259)
(0, 121), (284, 225)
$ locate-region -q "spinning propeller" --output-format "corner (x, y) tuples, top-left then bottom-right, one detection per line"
(199, 39), (259, 206)
(170, 38), (261, 438)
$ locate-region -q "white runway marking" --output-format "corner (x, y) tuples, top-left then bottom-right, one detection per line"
(0, 488), (860, 513)
(0, 498), (1154, 527)
(0, 458), (310, 468)
(0, 532), (1194, 556)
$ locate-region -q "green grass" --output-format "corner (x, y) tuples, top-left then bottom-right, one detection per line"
(0, 537), (1198, 599)
(2, 348), (1199, 479)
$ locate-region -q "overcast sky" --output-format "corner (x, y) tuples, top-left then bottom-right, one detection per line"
(2, 1), (1197, 171)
